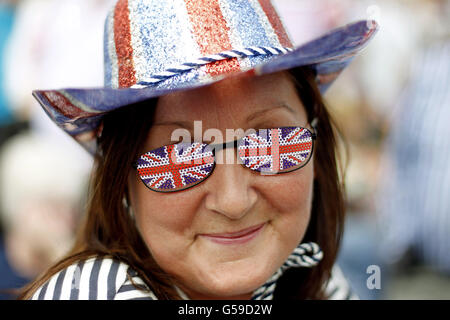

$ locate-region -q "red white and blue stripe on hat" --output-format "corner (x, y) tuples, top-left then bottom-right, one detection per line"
(32, 0), (378, 155)
(104, 0), (296, 89)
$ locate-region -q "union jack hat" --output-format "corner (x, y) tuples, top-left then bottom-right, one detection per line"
(32, 0), (378, 155)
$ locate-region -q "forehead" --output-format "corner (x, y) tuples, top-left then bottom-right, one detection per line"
(153, 71), (308, 130)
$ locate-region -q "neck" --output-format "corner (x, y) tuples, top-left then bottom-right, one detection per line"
(174, 284), (253, 300)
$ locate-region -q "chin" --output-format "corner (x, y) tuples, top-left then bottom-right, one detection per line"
(195, 262), (273, 298)
(197, 279), (262, 299)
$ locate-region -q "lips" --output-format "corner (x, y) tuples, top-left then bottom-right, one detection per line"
(199, 222), (266, 245)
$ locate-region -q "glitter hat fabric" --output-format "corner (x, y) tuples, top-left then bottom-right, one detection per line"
(32, 0), (378, 155)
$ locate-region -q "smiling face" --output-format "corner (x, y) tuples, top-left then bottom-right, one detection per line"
(127, 71), (315, 299)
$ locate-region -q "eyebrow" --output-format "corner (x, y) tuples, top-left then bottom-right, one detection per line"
(152, 120), (193, 129)
(245, 103), (295, 123)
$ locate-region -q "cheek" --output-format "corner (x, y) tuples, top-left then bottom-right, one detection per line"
(128, 173), (202, 259)
(257, 164), (314, 241)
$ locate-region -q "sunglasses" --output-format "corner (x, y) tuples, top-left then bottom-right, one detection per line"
(132, 121), (317, 193)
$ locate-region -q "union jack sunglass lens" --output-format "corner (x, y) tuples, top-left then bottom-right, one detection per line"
(135, 142), (215, 192)
(135, 126), (314, 192)
(237, 127), (314, 174)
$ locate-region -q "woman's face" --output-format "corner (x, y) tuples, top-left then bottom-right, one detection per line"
(127, 71), (314, 299)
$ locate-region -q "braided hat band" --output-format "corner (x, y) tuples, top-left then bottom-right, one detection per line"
(131, 46), (293, 88)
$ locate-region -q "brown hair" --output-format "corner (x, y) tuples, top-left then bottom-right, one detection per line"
(18, 66), (346, 300)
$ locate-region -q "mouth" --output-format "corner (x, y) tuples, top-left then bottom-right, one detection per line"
(199, 222), (266, 245)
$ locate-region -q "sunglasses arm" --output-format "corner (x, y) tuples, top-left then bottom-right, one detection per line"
(311, 117), (318, 139)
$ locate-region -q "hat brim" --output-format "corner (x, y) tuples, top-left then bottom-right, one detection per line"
(32, 20), (378, 155)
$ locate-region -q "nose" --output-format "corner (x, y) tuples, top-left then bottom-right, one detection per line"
(204, 153), (258, 220)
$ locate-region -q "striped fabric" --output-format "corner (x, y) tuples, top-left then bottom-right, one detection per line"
(377, 41), (450, 273)
(30, 244), (356, 300)
(31, 257), (157, 300)
(325, 265), (358, 300)
(31, 0), (378, 156)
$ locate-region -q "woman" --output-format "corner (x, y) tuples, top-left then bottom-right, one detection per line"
(19, 0), (378, 300)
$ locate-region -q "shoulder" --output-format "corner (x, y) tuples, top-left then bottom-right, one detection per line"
(30, 256), (158, 300)
(324, 265), (358, 300)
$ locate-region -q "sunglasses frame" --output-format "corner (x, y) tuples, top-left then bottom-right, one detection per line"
(132, 120), (318, 193)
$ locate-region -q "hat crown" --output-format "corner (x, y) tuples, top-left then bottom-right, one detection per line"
(103, 0), (293, 89)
